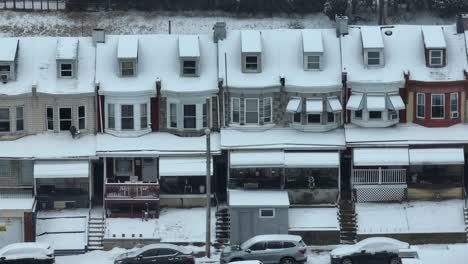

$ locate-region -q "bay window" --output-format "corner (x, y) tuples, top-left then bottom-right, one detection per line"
(416, 93), (425, 118)
(431, 94), (444, 119)
(121, 105), (134, 130)
(0, 108), (9, 132)
(450, 92), (458, 118)
(59, 108), (72, 131)
(245, 98), (259, 124)
(167, 101), (208, 130)
(183, 104), (196, 129)
(368, 111), (382, 120)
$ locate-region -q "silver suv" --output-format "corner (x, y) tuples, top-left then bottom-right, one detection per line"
(221, 235), (307, 264)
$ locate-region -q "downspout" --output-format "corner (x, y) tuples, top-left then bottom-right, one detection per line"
(224, 52), (228, 127)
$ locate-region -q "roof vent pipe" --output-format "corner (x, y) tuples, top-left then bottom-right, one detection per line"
(93, 29), (105, 45)
(335, 15), (349, 37)
(213, 22), (227, 43)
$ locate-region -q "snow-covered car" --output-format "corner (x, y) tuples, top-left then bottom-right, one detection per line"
(114, 243), (194, 264)
(330, 237), (409, 264)
(220, 234), (307, 264)
(0, 242), (54, 264)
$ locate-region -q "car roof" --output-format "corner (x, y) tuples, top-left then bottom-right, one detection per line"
(356, 237), (409, 249)
(137, 243), (191, 254)
(0, 242), (50, 255)
(241, 234), (302, 248)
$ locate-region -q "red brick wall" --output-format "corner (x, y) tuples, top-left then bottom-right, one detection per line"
(150, 97), (158, 131)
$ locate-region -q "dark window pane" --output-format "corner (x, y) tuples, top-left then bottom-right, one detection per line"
(0, 121), (9, 132)
(59, 108), (71, 119)
(121, 105), (134, 117)
(293, 112), (301, 123)
(246, 56), (257, 63)
(183, 105), (196, 116)
(307, 114), (320, 123)
(0, 65), (10, 71)
(369, 111), (382, 119)
(60, 120), (72, 131)
(260, 209), (274, 217)
(183, 60), (196, 67)
(266, 241), (282, 249)
(354, 110), (362, 119)
(78, 106), (85, 117)
(0, 109), (9, 119)
(61, 64), (72, 70)
(283, 242), (295, 248)
(327, 112), (335, 123)
(121, 118), (134, 130)
(250, 242), (265, 251)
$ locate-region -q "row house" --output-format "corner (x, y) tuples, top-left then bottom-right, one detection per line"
(217, 28), (345, 244)
(341, 23), (468, 204)
(0, 36), (96, 247)
(94, 33), (220, 218)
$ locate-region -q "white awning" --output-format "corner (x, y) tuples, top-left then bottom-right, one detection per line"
(286, 97), (302, 113)
(117, 36), (138, 59)
(306, 98), (323, 113)
(409, 148), (464, 165)
(284, 152), (340, 168)
(230, 150), (284, 168)
(229, 189), (290, 207)
(346, 93), (364, 110)
(387, 95), (405, 110)
(366, 95), (386, 111)
(178, 35), (200, 57)
(327, 97), (343, 112)
(353, 148), (409, 166)
(34, 161), (89, 179)
(159, 157), (213, 177)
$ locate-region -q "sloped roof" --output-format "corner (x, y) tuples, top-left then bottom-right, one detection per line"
(241, 30), (262, 53)
(0, 38), (18, 61)
(422, 26), (447, 49)
(360, 26), (384, 49)
(178, 35), (200, 57)
(302, 30), (323, 53)
(117, 35), (138, 59)
(56, 38), (79, 60)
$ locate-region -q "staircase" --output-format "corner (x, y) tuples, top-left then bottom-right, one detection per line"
(87, 216), (105, 250)
(215, 206), (230, 245)
(338, 200), (357, 244)
(464, 207), (468, 242)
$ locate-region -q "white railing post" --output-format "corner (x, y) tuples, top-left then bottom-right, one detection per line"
(378, 167), (382, 184)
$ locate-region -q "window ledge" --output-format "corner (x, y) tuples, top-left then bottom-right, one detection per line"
(105, 128), (151, 137)
(351, 118), (399, 128)
(290, 122), (339, 132)
(228, 123), (275, 132)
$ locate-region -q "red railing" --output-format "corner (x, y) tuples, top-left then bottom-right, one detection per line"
(104, 182), (159, 200)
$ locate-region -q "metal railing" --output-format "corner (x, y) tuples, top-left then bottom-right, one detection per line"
(104, 182), (159, 200)
(353, 168), (406, 185)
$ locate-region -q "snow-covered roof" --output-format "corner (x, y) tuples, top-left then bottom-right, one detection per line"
(241, 30), (262, 53)
(360, 26), (384, 49)
(96, 132), (220, 156)
(366, 95), (386, 111)
(341, 25), (467, 88)
(229, 190), (290, 207)
(56, 38), (78, 60)
(422, 26), (447, 49)
(306, 98), (322, 113)
(345, 123), (468, 146)
(0, 242), (52, 260)
(230, 150), (284, 168)
(221, 128), (345, 150)
(117, 35), (138, 59)
(0, 38), (18, 61)
(218, 29), (342, 91)
(302, 30), (323, 53)
(331, 237), (409, 258)
(0, 191), (34, 211)
(240, 234), (301, 249)
(0, 133), (95, 159)
(353, 148), (409, 166)
(159, 157), (213, 176)
(96, 34), (218, 95)
(34, 160), (89, 179)
(409, 148), (464, 165)
(286, 97), (301, 112)
(0, 37), (95, 96)
(284, 152), (340, 168)
(178, 35), (200, 57)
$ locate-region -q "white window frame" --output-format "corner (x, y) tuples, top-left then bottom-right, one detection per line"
(120, 104), (134, 130)
(0, 108), (10, 133)
(244, 98), (259, 125)
(231, 97), (241, 124)
(120, 60), (135, 77)
(259, 208), (276, 218)
(183, 104), (197, 129)
(431, 94), (445, 119)
(244, 55), (259, 72)
(305, 55), (320, 70)
(46, 106), (54, 131)
(366, 51), (381, 66)
(429, 50), (443, 67)
(107, 104), (115, 129)
(78, 105), (86, 130)
(263, 97), (272, 124)
(16, 106), (24, 132)
(114, 158), (135, 176)
(58, 107), (72, 131)
(450, 92), (459, 118)
(416, 93), (425, 119)
(59, 62), (73, 78)
(140, 103), (148, 129)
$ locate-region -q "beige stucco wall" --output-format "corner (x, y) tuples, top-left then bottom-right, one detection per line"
(406, 91), (414, 123)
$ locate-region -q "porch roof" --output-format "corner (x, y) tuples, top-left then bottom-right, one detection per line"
(230, 150), (284, 168)
(34, 160), (89, 179)
(228, 189), (290, 207)
(284, 152), (340, 168)
(0, 191), (34, 211)
(230, 150), (340, 168)
(159, 157), (213, 177)
(353, 148), (409, 166)
(409, 148), (464, 165)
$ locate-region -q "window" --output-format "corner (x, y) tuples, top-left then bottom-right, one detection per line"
(121, 105), (134, 130)
(46, 107), (54, 130)
(0, 108), (9, 132)
(416, 93), (425, 118)
(203, 103), (208, 128)
(140, 104), (148, 129)
(0, 64), (10, 72)
(307, 114), (321, 124)
(369, 111), (382, 119)
(245, 56), (258, 71)
(183, 60), (197, 75)
(367, 51), (380, 65)
(450, 92), (458, 118)
(266, 241), (283, 249)
(429, 50), (443, 66)
(431, 94), (444, 119)
(354, 110), (363, 120)
(327, 112), (335, 123)
(60, 63), (73, 78)
(78, 106), (85, 130)
(231, 97), (240, 123)
(263, 97), (272, 123)
(141, 249), (159, 257)
(183, 105), (196, 129)
(283, 242), (296, 248)
(306, 55), (320, 70)
(115, 158), (133, 176)
(249, 242), (265, 251)
(59, 108), (72, 131)
(120, 61), (135, 76)
(169, 103), (177, 128)
(107, 104), (115, 129)
(157, 249), (177, 256)
(293, 112), (301, 123)
(16, 106), (23, 131)
(259, 208), (275, 218)
(245, 98), (259, 124)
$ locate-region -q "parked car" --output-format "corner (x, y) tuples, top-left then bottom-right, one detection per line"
(0, 242), (54, 264)
(220, 234), (307, 264)
(330, 237), (410, 264)
(114, 243), (195, 264)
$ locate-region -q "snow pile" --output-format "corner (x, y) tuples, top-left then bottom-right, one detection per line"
(105, 218), (159, 240)
(288, 207), (339, 231)
(158, 208), (216, 242)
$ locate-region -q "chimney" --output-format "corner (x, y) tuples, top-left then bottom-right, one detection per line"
(156, 78), (162, 96)
(93, 29), (105, 45)
(31, 84), (37, 97)
(213, 22), (227, 43)
(456, 14), (468, 34)
(335, 15), (349, 37)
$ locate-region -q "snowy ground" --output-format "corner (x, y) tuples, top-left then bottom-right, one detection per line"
(0, 10), (455, 37)
(55, 244), (468, 264)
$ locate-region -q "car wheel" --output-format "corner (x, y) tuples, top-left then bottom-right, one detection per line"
(280, 257), (296, 264)
(341, 258), (353, 264)
(389, 257), (401, 264)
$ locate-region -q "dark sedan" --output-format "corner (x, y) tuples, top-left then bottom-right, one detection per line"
(114, 244), (195, 264)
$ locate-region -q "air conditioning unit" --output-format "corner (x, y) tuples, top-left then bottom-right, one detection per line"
(451, 111), (459, 118)
(0, 73), (9, 83)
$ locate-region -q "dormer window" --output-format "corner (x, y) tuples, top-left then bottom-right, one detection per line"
(429, 50), (443, 66)
(366, 51), (381, 65)
(241, 31), (262, 73)
(306, 55), (320, 70)
(0, 38), (19, 82)
(117, 36), (138, 77)
(361, 27), (384, 67)
(56, 38), (78, 79)
(59, 63), (73, 77)
(302, 30), (323, 71)
(179, 35), (200, 77)
(422, 26), (446, 68)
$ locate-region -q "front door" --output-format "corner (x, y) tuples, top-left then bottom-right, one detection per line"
(142, 158), (157, 182)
